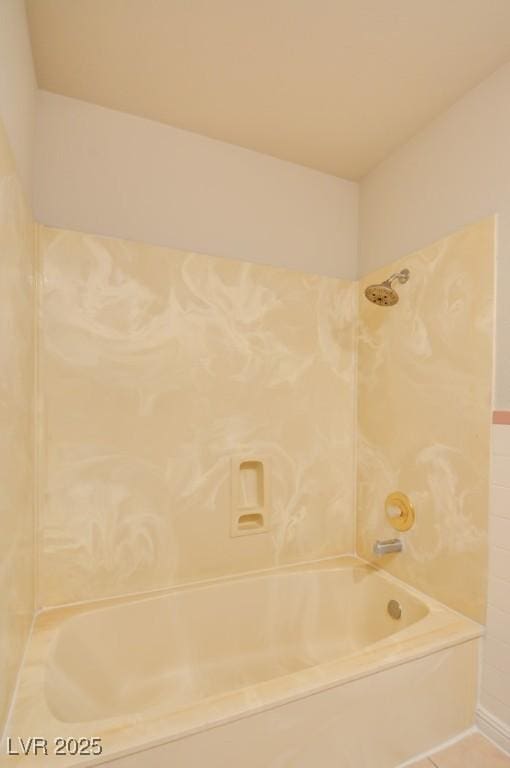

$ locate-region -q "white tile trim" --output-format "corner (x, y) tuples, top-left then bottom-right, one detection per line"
(395, 727), (476, 767)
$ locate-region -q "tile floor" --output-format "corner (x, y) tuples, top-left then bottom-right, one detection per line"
(409, 733), (510, 767)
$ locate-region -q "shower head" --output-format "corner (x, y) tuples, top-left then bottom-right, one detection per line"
(364, 269), (410, 306)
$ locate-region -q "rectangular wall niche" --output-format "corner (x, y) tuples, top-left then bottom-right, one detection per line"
(231, 458), (270, 536)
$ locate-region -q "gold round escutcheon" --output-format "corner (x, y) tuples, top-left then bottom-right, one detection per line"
(385, 491), (415, 532)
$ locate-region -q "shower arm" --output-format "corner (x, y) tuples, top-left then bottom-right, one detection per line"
(385, 270), (410, 287)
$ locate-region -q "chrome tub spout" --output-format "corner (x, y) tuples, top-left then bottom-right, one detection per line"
(373, 538), (403, 556)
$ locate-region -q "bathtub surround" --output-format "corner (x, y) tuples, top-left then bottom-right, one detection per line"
(37, 226), (357, 606)
(35, 219), (494, 618)
(0, 120), (35, 727)
(357, 219), (494, 622)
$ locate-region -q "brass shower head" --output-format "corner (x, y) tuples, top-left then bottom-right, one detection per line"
(364, 269), (410, 306)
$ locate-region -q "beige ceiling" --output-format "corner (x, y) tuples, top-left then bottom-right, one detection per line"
(26, 0), (510, 180)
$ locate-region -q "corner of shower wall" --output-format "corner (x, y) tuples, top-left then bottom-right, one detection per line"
(355, 217), (496, 622)
(0, 117), (36, 732)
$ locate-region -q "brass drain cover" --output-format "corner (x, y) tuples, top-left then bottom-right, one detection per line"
(387, 599), (402, 620)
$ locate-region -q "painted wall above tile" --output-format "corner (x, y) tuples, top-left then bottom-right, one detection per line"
(34, 92), (358, 280)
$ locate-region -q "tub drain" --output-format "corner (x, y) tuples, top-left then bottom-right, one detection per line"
(387, 599), (402, 620)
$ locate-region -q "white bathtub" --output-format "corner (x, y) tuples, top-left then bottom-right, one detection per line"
(3, 557), (482, 767)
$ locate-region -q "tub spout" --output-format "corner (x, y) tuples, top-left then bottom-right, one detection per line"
(373, 538), (403, 556)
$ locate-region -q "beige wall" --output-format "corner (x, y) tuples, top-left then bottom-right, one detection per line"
(0, 0), (36, 200)
(357, 220), (494, 623)
(359, 61), (510, 410)
(33, 91), (358, 280)
(0, 118), (35, 728)
(37, 225), (357, 607)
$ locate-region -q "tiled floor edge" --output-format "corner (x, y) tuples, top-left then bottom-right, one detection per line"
(477, 707), (510, 756)
(395, 727), (477, 767)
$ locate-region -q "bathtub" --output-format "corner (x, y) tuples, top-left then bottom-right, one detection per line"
(3, 557), (481, 768)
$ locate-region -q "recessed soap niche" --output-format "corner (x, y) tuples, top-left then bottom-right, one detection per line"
(230, 457), (270, 536)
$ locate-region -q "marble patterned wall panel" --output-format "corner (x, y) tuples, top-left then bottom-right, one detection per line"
(357, 219), (494, 622)
(38, 227), (357, 607)
(0, 120), (35, 727)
